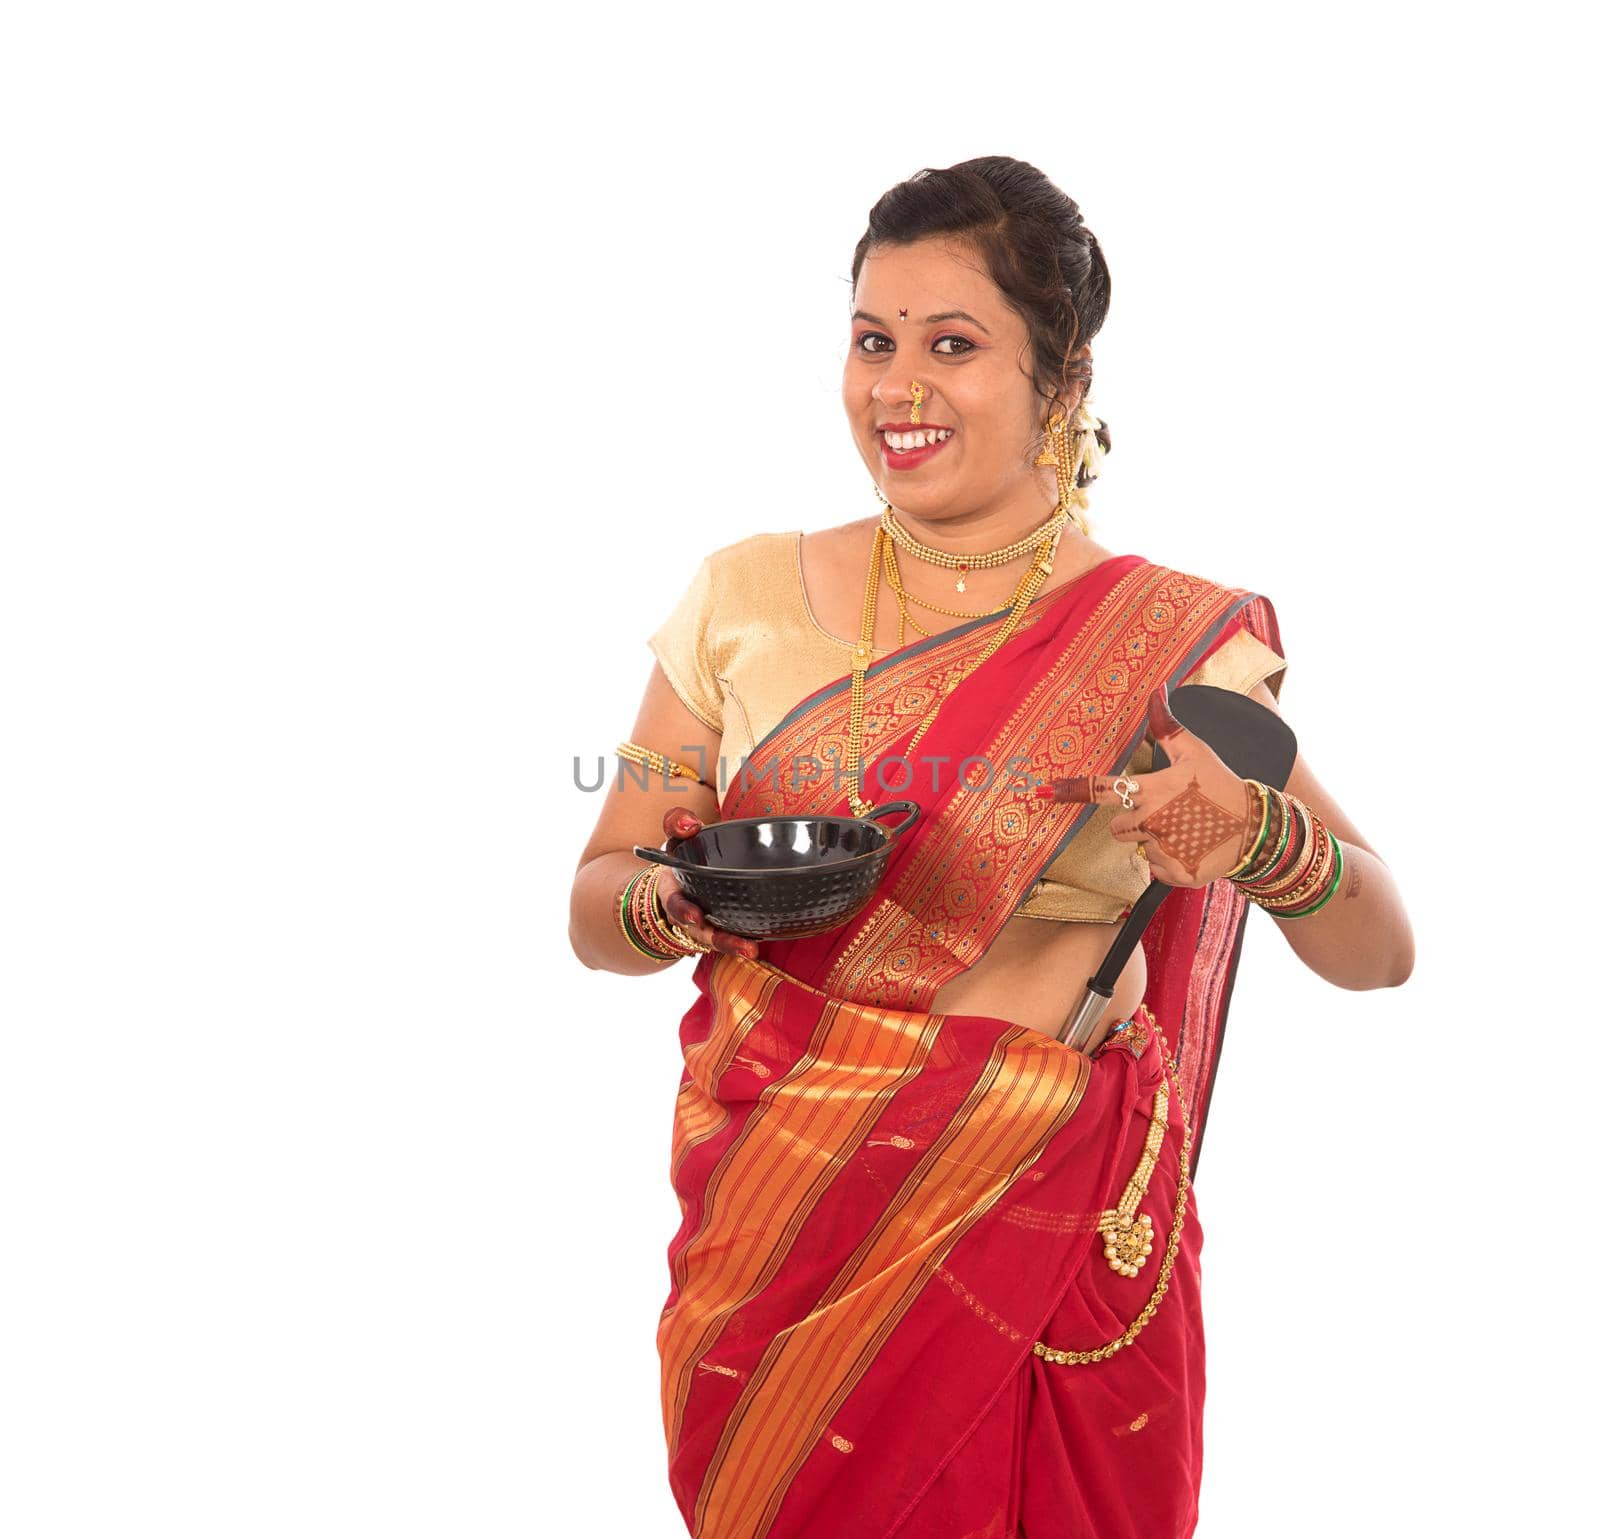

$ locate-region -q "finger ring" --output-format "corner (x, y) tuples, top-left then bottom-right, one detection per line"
(1113, 774), (1140, 810)
(1136, 842), (1148, 861)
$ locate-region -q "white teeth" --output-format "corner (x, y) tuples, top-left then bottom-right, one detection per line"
(884, 428), (952, 451)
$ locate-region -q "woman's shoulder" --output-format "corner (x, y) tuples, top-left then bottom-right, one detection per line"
(693, 521), (876, 610)
(693, 528), (806, 584)
(1138, 552), (1267, 602)
(1160, 559), (1287, 695)
(1184, 624), (1288, 697)
(1118, 554), (1286, 694)
(798, 514), (878, 548)
(655, 530), (803, 618)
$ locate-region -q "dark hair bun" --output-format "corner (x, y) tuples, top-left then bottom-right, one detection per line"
(851, 156), (1111, 415)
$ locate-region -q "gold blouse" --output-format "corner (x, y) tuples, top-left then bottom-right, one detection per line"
(647, 530), (1288, 925)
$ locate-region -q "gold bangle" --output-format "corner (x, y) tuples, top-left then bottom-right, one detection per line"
(1224, 779), (1272, 879)
(1238, 796), (1317, 899)
(1233, 784), (1293, 885)
(1271, 836), (1345, 917)
(632, 865), (713, 957)
(631, 866), (693, 958)
(616, 869), (680, 962)
(1255, 818), (1337, 911)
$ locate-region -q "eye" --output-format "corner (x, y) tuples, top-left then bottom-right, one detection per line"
(933, 335), (976, 356)
(856, 331), (893, 355)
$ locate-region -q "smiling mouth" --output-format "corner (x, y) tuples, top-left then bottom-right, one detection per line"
(878, 427), (956, 468)
(879, 427), (955, 452)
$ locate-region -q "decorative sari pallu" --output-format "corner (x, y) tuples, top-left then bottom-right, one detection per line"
(656, 555), (1282, 1538)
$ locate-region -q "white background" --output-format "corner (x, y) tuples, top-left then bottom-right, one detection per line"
(3, 3), (1593, 1535)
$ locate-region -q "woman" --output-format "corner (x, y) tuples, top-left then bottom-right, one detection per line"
(569, 157), (1414, 1539)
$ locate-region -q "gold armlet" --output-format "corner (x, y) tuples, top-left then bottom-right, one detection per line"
(616, 741), (716, 791)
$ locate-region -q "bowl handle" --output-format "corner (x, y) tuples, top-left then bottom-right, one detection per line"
(632, 844), (701, 874)
(869, 799), (921, 841)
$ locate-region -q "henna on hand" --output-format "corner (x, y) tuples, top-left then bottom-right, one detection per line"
(1139, 774), (1250, 883)
(1037, 774), (1107, 803)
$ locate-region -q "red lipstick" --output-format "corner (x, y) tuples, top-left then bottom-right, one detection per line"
(877, 425), (956, 471)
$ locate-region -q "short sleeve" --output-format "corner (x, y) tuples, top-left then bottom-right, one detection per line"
(647, 554), (723, 733)
(1183, 624), (1287, 701)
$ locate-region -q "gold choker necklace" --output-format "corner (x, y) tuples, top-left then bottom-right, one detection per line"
(879, 506), (1070, 593)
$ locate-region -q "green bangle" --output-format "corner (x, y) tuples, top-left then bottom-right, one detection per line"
(1225, 780), (1272, 878)
(1232, 784), (1291, 887)
(1238, 796), (1309, 897)
(618, 868), (679, 961)
(1272, 837), (1344, 919)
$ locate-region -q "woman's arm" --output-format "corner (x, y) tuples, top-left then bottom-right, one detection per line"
(1046, 677), (1416, 993)
(1240, 679), (1415, 990)
(568, 662), (755, 974)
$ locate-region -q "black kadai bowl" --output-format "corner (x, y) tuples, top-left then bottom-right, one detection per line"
(631, 799), (921, 941)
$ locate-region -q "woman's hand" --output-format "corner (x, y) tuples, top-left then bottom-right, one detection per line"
(657, 807), (762, 960)
(1034, 680), (1258, 890)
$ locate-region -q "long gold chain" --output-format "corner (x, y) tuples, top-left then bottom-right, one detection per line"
(844, 520), (1064, 818)
(843, 530), (886, 818)
(1033, 1025), (1193, 1366)
(881, 539), (993, 646)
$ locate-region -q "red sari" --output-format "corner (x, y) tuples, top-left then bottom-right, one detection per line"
(655, 554), (1283, 1539)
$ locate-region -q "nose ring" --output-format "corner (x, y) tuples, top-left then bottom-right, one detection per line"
(909, 380), (925, 425)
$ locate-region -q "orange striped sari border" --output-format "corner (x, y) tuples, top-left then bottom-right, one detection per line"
(659, 975), (948, 1455)
(691, 1025), (1093, 1539)
(669, 962), (784, 1186)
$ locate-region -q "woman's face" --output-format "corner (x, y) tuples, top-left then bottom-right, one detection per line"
(843, 237), (1085, 522)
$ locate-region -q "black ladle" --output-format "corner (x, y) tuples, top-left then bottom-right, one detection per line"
(1055, 683), (1298, 1056)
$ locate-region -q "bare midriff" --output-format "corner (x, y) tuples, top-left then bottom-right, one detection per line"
(927, 910), (1148, 1042)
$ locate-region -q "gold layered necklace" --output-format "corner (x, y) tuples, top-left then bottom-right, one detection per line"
(881, 505), (1070, 593)
(844, 511), (1068, 818)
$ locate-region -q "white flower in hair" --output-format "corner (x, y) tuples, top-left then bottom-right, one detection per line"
(1074, 398), (1107, 482)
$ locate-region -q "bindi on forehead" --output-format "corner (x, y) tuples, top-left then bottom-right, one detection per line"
(852, 306), (993, 336)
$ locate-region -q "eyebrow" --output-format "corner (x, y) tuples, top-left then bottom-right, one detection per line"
(852, 308), (991, 336)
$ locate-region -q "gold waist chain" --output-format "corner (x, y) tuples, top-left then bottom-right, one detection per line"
(1033, 1017), (1193, 1367)
(1098, 1080), (1169, 1277)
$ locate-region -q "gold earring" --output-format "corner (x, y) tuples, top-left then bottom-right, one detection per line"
(1042, 411), (1089, 536)
(909, 380), (925, 425)
(1034, 405), (1071, 467)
